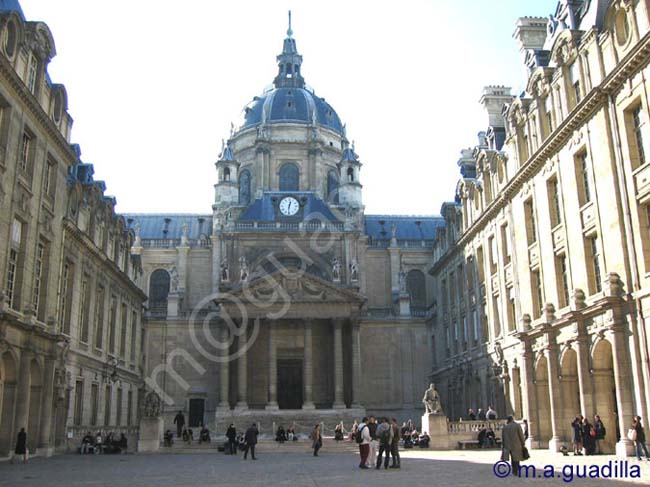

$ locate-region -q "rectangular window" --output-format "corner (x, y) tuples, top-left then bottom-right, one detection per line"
(477, 246), (485, 284)
(570, 62), (581, 105)
(32, 240), (49, 321)
(506, 287), (516, 332)
(74, 380), (84, 426)
(6, 218), (24, 310)
(120, 302), (128, 358)
(109, 295), (117, 354)
(547, 176), (562, 227)
(449, 271), (456, 304)
(488, 236), (497, 274)
(492, 295), (501, 337)
(90, 383), (99, 426)
(524, 198), (537, 245)
(530, 115), (538, 150)
(445, 325), (450, 358)
(531, 269), (543, 319)
(27, 54), (38, 93)
(59, 262), (74, 335)
(575, 151), (592, 206)
(43, 158), (57, 200)
(633, 105), (646, 167)
(130, 310), (138, 363)
(556, 254), (570, 308)
(456, 264), (464, 301)
(116, 388), (123, 426)
(462, 316), (468, 351)
(104, 385), (112, 426)
(441, 279), (448, 311)
(127, 390), (133, 426)
(640, 205), (650, 273)
(94, 286), (105, 349)
(481, 304), (489, 342)
(19, 131), (30, 172)
(501, 223), (511, 265)
(472, 309), (479, 345)
(79, 277), (91, 343)
(545, 96), (554, 135)
(585, 235), (603, 294)
(453, 321), (459, 354)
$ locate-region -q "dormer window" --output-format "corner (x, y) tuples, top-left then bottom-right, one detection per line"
(27, 54), (39, 94)
(3, 20), (17, 58)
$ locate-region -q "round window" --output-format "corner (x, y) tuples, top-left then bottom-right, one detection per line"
(615, 9), (630, 46)
(4, 21), (16, 58)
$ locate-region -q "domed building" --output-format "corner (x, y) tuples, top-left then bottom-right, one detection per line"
(126, 18), (443, 431)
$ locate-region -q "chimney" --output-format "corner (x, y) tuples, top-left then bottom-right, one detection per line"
(478, 86), (512, 129)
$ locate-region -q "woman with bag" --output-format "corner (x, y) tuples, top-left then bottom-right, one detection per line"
(310, 424), (322, 457)
(581, 417), (596, 455)
(631, 416), (650, 461)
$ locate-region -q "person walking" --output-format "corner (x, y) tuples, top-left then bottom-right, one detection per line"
(390, 418), (401, 469)
(366, 416), (378, 467)
(310, 424), (323, 457)
(632, 416), (650, 461)
(357, 417), (371, 469)
(243, 423), (258, 460)
(173, 410), (185, 438)
(522, 419), (529, 441)
(12, 428), (28, 464)
(571, 414), (584, 455)
(594, 415), (606, 454)
(375, 418), (393, 470)
(226, 423), (237, 455)
(501, 416), (526, 476)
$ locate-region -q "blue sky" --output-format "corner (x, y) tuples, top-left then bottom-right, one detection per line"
(19, 0), (557, 215)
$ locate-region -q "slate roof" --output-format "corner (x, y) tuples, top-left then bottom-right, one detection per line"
(364, 215), (444, 241)
(123, 214), (213, 240)
(238, 192), (340, 222)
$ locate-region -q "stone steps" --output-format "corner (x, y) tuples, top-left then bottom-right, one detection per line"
(160, 438), (359, 454)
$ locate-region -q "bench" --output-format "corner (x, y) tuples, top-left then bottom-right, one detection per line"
(457, 438), (502, 450)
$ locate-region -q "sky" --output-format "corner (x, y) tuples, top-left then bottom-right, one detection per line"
(19, 0), (557, 216)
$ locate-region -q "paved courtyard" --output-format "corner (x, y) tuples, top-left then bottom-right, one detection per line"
(1, 448), (650, 486)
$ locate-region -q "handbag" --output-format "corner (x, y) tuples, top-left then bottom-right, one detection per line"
(522, 446), (530, 460)
(627, 428), (637, 442)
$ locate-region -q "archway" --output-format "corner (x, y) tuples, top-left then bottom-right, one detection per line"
(0, 353), (17, 455)
(534, 355), (552, 447)
(149, 269), (170, 316)
(592, 339), (617, 453)
(27, 359), (42, 452)
(560, 348), (580, 443)
(406, 270), (426, 311)
(279, 163), (299, 191)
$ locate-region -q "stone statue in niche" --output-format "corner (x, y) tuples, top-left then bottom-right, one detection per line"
(332, 257), (341, 281)
(350, 259), (359, 282)
(142, 391), (162, 418)
(398, 265), (407, 293)
(170, 266), (179, 292)
(239, 256), (249, 282)
(221, 258), (230, 282)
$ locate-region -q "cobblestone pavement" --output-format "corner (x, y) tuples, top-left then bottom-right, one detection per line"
(1, 448), (649, 486)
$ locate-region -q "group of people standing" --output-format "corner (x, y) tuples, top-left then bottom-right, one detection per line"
(571, 414), (606, 456)
(355, 416), (401, 470)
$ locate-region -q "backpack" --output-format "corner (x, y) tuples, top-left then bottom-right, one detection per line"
(380, 426), (391, 444)
(356, 425), (366, 444)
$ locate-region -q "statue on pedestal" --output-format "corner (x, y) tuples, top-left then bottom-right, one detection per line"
(332, 257), (341, 281)
(422, 383), (443, 415)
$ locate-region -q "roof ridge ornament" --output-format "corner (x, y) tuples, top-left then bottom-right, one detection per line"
(287, 10), (293, 38)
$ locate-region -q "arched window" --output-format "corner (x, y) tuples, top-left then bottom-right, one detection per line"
(347, 167), (354, 182)
(279, 163), (299, 191)
(327, 169), (339, 204)
(239, 169), (251, 206)
(406, 269), (426, 310)
(223, 167), (230, 182)
(149, 269), (170, 316)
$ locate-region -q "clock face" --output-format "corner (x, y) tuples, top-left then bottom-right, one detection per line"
(279, 196), (300, 216)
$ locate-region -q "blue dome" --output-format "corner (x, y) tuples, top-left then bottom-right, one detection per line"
(0, 0), (24, 18)
(241, 87), (344, 136)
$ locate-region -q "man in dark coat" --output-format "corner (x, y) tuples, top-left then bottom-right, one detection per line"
(226, 423), (237, 455)
(12, 428), (27, 464)
(501, 416), (526, 476)
(173, 411), (185, 438)
(243, 423), (258, 460)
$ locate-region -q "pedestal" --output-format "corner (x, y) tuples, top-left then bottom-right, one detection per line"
(616, 439), (635, 457)
(421, 413), (451, 450)
(398, 293), (411, 316)
(548, 437), (564, 452)
(137, 417), (164, 452)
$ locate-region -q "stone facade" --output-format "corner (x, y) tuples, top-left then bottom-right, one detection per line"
(430, 0), (650, 457)
(0, 3), (145, 457)
(127, 22), (439, 432)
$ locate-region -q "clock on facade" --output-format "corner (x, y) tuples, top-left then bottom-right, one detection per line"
(279, 196), (300, 216)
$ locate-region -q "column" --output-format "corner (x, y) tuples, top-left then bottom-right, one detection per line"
(350, 320), (361, 408)
(218, 324), (230, 410)
(266, 320), (279, 410)
(333, 319), (345, 409)
(519, 344), (537, 449)
(303, 319), (315, 409)
(611, 328), (636, 457)
(545, 345), (563, 452)
(575, 332), (594, 418)
(235, 322), (248, 410)
(37, 358), (56, 457)
(13, 351), (32, 432)
(210, 235), (221, 293)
